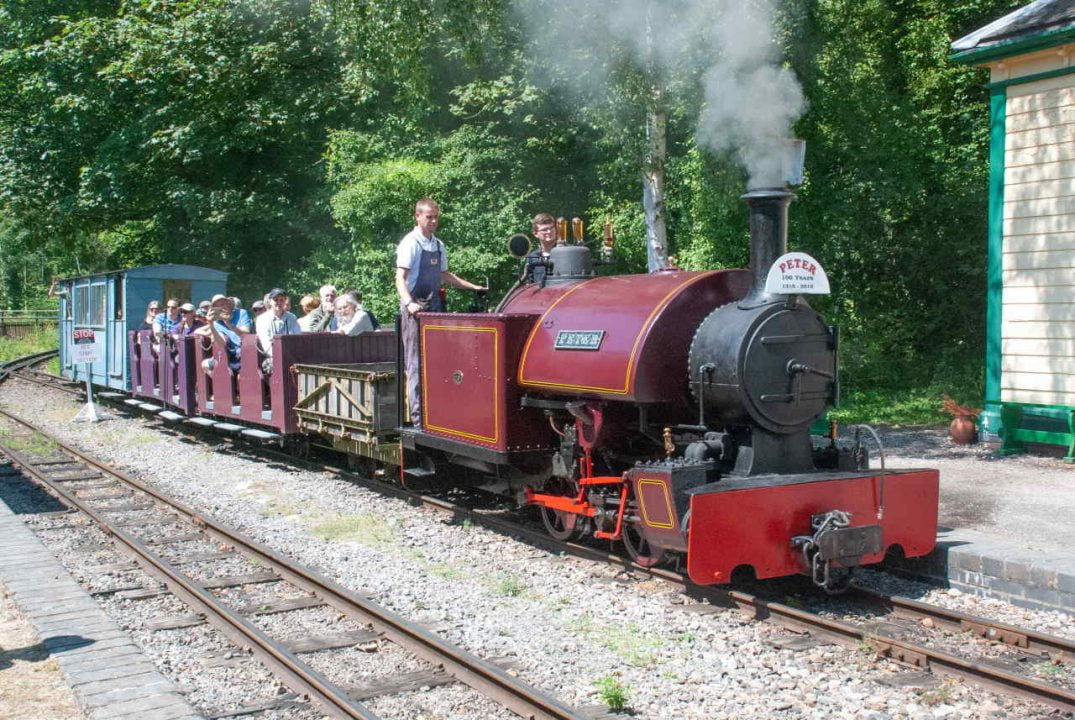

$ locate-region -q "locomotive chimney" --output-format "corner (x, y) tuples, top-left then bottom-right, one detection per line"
(742, 187), (795, 304)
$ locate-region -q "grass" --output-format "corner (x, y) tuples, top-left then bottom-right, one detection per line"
(831, 386), (971, 427)
(0, 327), (57, 365)
(493, 572), (527, 597)
(0, 424), (57, 456)
(594, 675), (630, 712)
(919, 678), (955, 707)
(307, 512), (397, 545)
(570, 616), (663, 668)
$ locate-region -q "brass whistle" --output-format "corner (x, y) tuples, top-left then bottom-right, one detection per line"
(603, 218), (615, 247)
(556, 217), (568, 245)
(571, 217), (584, 244)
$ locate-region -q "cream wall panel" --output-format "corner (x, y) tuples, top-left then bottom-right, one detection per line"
(1000, 371), (1075, 393)
(1002, 248), (1075, 271)
(1004, 195), (1075, 220)
(1007, 142), (1075, 167)
(1006, 72), (1075, 100)
(1006, 160), (1075, 184)
(1002, 338), (1075, 357)
(1001, 320), (1075, 339)
(1004, 123), (1075, 151)
(1003, 232), (1075, 253)
(1000, 387), (1075, 406)
(1006, 86), (1075, 114)
(1004, 214), (1075, 236)
(1002, 354), (1075, 375)
(1001, 302), (1075, 322)
(1003, 285), (1075, 304)
(1004, 177), (1075, 202)
(1004, 267), (1075, 287)
(1007, 104), (1075, 131)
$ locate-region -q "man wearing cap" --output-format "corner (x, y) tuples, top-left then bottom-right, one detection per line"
(177, 303), (203, 336)
(195, 294), (243, 372)
(255, 288), (300, 374)
(251, 300), (267, 317)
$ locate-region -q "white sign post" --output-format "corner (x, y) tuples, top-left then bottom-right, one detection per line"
(764, 252), (831, 296)
(71, 328), (104, 423)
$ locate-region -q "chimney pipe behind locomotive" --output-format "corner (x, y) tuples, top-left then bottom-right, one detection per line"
(741, 186), (795, 306)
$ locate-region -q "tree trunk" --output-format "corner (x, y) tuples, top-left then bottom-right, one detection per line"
(642, 100), (668, 273)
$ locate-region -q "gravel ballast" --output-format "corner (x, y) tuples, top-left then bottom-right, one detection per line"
(1, 379), (1071, 720)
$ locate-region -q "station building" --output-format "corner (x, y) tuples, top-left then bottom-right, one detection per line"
(951, 0), (1075, 461)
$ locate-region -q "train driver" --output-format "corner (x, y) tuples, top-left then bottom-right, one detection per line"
(395, 197), (486, 428)
(527, 212), (557, 285)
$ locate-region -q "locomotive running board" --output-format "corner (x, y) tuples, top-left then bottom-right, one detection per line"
(400, 427), (549, 467)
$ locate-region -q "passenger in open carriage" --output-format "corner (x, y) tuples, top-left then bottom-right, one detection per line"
(139, 300), (161, 331)
(196, 294), (242, 372)
(251, 299), (266, 318)
(178, 303), (204, 336)
(297, 294), (320, 331)
(255, 288), (301, 373)
(341, 289), (379, 330)
(152, 299), (183, 339)
(334, 293), (374, 336)
(304, 284), (338, 332)
(229, 297), (253, 334)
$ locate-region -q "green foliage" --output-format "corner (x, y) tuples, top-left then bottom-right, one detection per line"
(0, 327), (57, 364)
(493, 572), (527, 597)
(0, 0), (1020, 412)
(594, 675), (630, 712)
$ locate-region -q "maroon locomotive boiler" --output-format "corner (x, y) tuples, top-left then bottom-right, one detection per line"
(406, 188), (938, 591)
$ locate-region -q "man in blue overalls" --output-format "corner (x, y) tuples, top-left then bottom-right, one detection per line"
(395, 197), (486, 428)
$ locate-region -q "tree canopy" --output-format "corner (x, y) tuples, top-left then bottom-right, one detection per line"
(0, 0), (1025, 399)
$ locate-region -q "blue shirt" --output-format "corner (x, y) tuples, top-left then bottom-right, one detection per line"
(213, 321), (242, 371)
(230, 308), (252, 332)
(153, 313), (182, 335)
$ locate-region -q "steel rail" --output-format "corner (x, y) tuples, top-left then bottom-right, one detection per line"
(10, 351), (1072, 713)
(267, 456), (1075, 713)
(0, 350), (58, 383)
(0, 406), (583, 720)
(0, 440), (381, 720)
(851, 585), (1075, 663)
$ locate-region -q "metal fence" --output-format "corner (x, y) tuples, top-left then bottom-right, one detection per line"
(0, 310), (57, 339)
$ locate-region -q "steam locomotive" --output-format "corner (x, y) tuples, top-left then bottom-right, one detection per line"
(59, 187), (939, 593)
(406, 187), (938, 590)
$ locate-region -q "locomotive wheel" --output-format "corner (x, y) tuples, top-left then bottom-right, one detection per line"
(538, 477), (587, 541)
(540, 506), (582, 541)
(622, 521), (667, 568)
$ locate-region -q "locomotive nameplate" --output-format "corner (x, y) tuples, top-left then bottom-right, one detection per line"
(554, 330), (604, 351)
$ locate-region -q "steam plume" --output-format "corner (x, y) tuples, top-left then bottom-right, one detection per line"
(513, 0), (804, 187)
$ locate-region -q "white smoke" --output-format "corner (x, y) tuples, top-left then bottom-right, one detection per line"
(513, 0), (804, 188)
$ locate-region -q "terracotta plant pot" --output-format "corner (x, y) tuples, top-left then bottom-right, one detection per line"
(949, 415), (977, 444)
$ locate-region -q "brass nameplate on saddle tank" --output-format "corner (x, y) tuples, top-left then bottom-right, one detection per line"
(554, 330), (604, 350)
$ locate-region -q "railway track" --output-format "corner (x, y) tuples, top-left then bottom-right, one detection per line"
(4, 354), (1074, 715)
(0, 403), (585, 720)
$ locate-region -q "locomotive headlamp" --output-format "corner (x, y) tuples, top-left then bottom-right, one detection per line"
(507, 233), (530, 259)
(783, 139), (806, 187)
